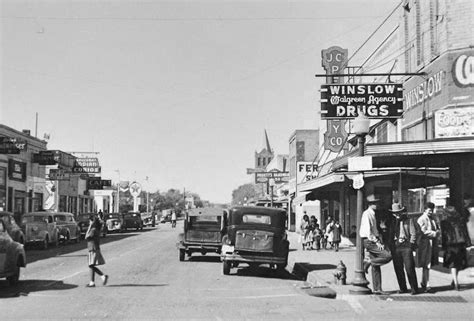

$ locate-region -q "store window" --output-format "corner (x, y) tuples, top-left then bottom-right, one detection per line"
(33, 193), (43, 212)
(59, 195), (67, 212)
(0, 167), (6, 211)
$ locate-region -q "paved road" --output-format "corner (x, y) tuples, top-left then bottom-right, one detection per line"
(1, 221), (355, 320)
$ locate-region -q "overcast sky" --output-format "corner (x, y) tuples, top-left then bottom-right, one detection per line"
(1, 0), (399, 203)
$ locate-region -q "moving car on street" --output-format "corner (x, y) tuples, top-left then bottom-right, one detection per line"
(105, 213), (124, 233)
(122, 212), (143, 231)
(22, 212), (60, 249)
(221, 206), (289, 275)
(141, 212), (155, 227)
(177, 207), (226, 261)
(53, 212), (81, 244)
(0, 220), (26, 286)
(0, 211), (25, 244)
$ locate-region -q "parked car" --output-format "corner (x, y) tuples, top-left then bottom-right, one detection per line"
(0, 211), (25, 244)
(77, 213), (92, 238)
(0, 220), (26, 286)
(105, 213), (124, 233)
(141, 212), (155, 227)
(22, 212), (60, 249)
(177, 207), (226, 261)
(53, 212), (81, 244)
(221, 206), (289, 275)
(122, 212), (143, 231)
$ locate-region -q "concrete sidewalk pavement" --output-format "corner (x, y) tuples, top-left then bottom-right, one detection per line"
(286, 230), (474, 300)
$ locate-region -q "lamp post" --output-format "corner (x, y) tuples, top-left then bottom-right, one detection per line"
(269, 178), (275, 207)
(145, 176), (149, 213)
(349, 114), (371, 295)
(115, 170), (120, 213)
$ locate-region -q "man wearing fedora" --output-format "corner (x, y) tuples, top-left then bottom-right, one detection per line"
(359, 194), (392, 295)
(387, 203), (419, 295)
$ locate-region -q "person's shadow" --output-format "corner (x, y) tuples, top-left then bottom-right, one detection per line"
(0, 279), (78, 298)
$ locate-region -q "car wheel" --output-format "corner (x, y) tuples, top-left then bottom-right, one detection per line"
(7, 264), (20, 286)
(42, 236), (49, 250)
(277, 263), (287, 272)
(179, 249), (185, 262)
(223, 261), (231, 275)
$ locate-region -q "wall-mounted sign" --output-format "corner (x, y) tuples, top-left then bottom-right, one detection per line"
(348, 156), (373, 172)
(49, 169), (71, 180)
(0, 137), (27, 154)
(404, 70), (444, 110)
(452, 54), (474, 87)
(33, 150), (61, 165)
(296, 162), (318, 184)
(434, 107), (474, 139)
(320, 83), (404, 119)
(352, 173), (365, 190)
(72, 157), (101, 174)
(8, 159), (26, 182)
(254, 171), (290, 184)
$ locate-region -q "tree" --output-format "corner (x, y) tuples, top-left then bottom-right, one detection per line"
(231, 183), (260, 206)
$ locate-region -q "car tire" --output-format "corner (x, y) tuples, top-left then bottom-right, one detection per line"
(223, 261), (231, 275)
(179, 249), (185, 262)
(42, 236), (49, 250)
(7, 264), (20, 286)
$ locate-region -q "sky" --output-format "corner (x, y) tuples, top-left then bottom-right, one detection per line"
(1, 0), (400, 204)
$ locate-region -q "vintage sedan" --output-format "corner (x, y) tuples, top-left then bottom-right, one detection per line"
(0, 211), (25, 244)
(105, 213), (124, 233)
(53, 212), (81, 243)
(22, 212), (60, 249)
(122, 212), (143, 231)
(0, 220), (26, 286)
(77, 213), (92, 238)
(221, 206), (289, 275)
(177, 207), (226, 261)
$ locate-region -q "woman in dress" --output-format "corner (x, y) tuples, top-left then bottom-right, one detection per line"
(85, 215), (109, 287)
(441, 206), (471, 291)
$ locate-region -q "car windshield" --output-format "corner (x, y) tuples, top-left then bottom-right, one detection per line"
(124, 213), (138, 218)
(78, 214), (90, 221)
(189, 216), (221, 225)
(107, 214), (120, 219)
(242, 214), (271, 225)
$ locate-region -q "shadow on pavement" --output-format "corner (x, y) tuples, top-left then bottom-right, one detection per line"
(233, 265), (300, 280)
(106, 283), (169, 287)
(430, 282), (474, 293)
(291, 263), (337, 280)
(0, 279), (78, 298)
(186, 256), (221, 263)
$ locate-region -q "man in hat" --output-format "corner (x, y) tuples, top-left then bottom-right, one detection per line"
(359, 195), (392, 295)
(387, 203), (419, 295)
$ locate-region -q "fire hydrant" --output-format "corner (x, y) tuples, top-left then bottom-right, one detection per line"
(333, 260), (347, 285)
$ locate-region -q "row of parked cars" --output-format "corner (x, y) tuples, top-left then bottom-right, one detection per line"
(0, 210), (153, 286)
(177, 206), (289, 276)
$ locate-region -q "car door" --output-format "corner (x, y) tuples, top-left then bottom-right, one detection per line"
(46, 215), (57, 241)
(68, 215), (78, 237)
(0, 221), (11, 273)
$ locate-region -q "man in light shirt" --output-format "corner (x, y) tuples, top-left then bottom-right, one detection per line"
(359, 195), (392, 295)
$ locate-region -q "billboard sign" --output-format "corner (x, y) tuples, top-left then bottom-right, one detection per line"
(434, 107), (474, 139)
(320, 83), (404, 119)
(72, 157), (101, 174)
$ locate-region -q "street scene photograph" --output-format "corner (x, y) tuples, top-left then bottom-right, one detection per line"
(1, 0), (473, 320)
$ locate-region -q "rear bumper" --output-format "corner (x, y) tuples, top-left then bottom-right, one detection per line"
(178, 242), (221, 252)
(221, 252), (287, 264)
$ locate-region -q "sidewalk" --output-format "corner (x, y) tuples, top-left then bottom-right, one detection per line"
(286, 230), (474, 300)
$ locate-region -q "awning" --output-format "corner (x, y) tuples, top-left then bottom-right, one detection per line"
(292, 192), (310, 206)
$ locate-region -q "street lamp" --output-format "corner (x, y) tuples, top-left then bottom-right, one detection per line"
(269, 178), (275, 208)
(115, 170), (120, 213)
(350, 113), (371, 295)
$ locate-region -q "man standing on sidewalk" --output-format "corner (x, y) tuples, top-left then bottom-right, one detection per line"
(359, 195), (392, 295)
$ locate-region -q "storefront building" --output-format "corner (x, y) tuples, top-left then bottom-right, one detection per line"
(0, 125), (48, 223)
(298, 0), (474, 236)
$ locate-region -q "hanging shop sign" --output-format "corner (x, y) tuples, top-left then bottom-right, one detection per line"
(254, 171), (290, 184)
(129, 181), (142, 197)
(324, 119), (348, 152)
(87, 177), (111, 190)
(72, 157), (101, 174)
(0, 137), (27, 154)
(321, 46), (348, 83)
(33, 150), (61, 165)
(434, 107), (474, 139)
(8, 159), (26, 182)
(351, 173), (365, 190)
(320, 83), (404, 119)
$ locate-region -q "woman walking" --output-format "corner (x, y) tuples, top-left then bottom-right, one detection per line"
(441, 206), (471, 291)
(85, 215), (109, 287)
